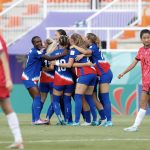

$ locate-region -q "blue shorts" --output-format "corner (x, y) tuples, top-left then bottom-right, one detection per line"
(99, 69), (113, 84)
(22, 80), (38, 89)
(53, 84), (75, 94)
(39, 82), (53, 94)
(77, 74), (96, 86)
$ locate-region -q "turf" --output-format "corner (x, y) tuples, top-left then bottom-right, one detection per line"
(0, 114), (150, 150)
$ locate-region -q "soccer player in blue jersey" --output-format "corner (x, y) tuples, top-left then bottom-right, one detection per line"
(54, 33), (98, 126)
(72, 33), (113, 126)
(22, 36), (67, 125)
(50, 35), (75, 125)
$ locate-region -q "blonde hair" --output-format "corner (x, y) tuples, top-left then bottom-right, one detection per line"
(86, 33), (101, 48)
(70, 33), (87, 49)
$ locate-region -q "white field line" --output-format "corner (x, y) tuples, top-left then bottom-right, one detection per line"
(1, 138), (150, 144)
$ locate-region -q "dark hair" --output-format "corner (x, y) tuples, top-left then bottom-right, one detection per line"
(70, 33), (87, 49)
(59, 35), (69, 48)
(57, 29), (67, 36)
(140, 29), (150, 39)
(86, 33), (101, 47)
(31, 36), (40, 44)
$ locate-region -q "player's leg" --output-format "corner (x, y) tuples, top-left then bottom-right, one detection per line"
(53, 86), (65, 125)
(28, 86), (45, 124)
(124, 91), (150, 132)
(85, 86), (98, 126)
(0, 97), (24, 149)
(46, 84), (54, 122)
(92, 80), (106, 125)
(99, 70), (113, 127)
(81, 97), (91, 126)
(63, 84), (74, 124)
(92, 92), (107, 126)
(73, 81), (88, 125)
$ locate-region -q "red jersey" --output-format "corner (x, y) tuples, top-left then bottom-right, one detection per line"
(136, 47), (150, 92)
(0, 35), (9, 87)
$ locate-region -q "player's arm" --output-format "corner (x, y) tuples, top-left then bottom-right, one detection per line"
(118, 59), (139, 79)
(42, 64), (54, 71)
(45, 38), (57, 55)
(71, 45), (92, 55)
(75, 54), (91, 61)
(52, 58), (74, 68)
(0, 51), (13, 91)
(73, 61), (93, 67)
(42, 49), (68, 61)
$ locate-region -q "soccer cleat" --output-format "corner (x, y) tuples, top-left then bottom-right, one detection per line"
(56, 120), (66, 126)
(123, 126), (138, 132)
(104, 121), (113, 127)
(81, 122), (91, 126)
(7, 143), (24, 149)
(67, 122), (73, 126)
(72, 122), (80, 126)
(91, 121), (99, 126)
(33, 119), (49, 125)
(99, 119), (107, 126)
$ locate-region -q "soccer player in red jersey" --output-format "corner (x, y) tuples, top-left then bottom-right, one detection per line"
(0, 35), (24, 149)
(118, 29), (150, 132)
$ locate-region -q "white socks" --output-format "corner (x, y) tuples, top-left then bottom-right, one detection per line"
(6, 112), (23, 143)
(133, 108), (146, 128)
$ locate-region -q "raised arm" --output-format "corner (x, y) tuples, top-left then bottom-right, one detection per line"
(71, 45), (92, 55)
(118, 59), (139, 79)
(73, 61), (92, 67)
(42, 49), (68, 61)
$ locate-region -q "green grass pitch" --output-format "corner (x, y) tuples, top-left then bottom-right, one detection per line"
(0, 114), (150, 150)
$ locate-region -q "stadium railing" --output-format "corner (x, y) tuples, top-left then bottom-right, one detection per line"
(45, 26), (149, 50)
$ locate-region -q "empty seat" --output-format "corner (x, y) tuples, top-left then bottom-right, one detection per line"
(24, 4), (40, 15)
(7, 16), (21, 27)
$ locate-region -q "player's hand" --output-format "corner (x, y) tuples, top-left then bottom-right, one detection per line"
(6, 79), (13, 92)
(51, 60), (56, 65)
(118, 73), (124, 79)
(87, 61), (93, 67)
(75, 54), (84, 61)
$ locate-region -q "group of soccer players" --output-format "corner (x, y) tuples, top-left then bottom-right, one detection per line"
(22, 29), (113, 127)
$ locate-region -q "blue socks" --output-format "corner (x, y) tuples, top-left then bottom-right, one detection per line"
(32, 96), (43, 121)
(63, 95), (72, 123)
(74, 94), (82, 123)
(53, 95), (63, 122)
(99, 93), (111, 121)
(32, 103), (35, 122)
(98, 109), (106, 120)
(46, 102), (54, 120)
(85, 95), (97, 122)
(83, 110), (91, 123)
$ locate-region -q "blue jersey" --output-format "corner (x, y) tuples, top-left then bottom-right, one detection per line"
(22, 48), (45, 82)
(89, 43), (110, 76)
(69, 48), (96, 77)
(53, 48), (74, 86)
(40, 54), (55, 83)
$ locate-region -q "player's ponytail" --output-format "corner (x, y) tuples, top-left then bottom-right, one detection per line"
(59, 35), (70, 49)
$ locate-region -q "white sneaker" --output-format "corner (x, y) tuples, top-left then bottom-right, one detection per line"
(99, 119), (107, 126)
(123, 126), (138, 132)
(33, 119), (49, 125)
(81, 122), (91, 126)
(7, 143), (24, 149)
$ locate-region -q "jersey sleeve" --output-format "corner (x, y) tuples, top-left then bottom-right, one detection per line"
(69, 49), (76, 59)
(34, 50), (45, 59)
(89, 45), (94, 53)
(135, 48), (142, 61)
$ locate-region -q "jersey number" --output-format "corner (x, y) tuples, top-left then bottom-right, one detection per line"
(58, 59), (66, 72)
